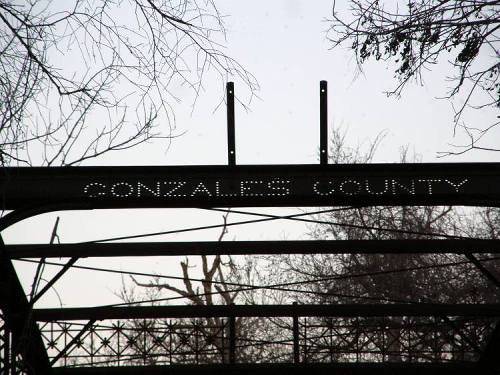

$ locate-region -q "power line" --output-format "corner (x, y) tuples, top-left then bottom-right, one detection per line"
(83, 207), (354, 244)
(18, 255), (500, 308)
(19, 255), (498, 296)
(205, 207), (471, 240)
(25, 204), (465, 246)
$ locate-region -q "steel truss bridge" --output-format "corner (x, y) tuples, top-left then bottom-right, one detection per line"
(1, 162), (500, 375)
(1, 83), (500, 375)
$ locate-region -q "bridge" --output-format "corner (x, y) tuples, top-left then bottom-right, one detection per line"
(1, 82), (499, 375)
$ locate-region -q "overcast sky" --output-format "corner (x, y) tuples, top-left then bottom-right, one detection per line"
(5, 0), (500, 308)
(105, 0), (500, 166)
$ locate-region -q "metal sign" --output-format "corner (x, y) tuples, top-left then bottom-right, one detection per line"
(1, 163), (499, 210)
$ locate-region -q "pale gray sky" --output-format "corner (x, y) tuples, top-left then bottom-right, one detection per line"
(113, 0), (500, 166)
(4, 0), (499, 308)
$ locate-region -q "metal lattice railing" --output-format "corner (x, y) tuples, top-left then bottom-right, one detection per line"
(0, 312), (30, 375)
(38, 315), (495, 368)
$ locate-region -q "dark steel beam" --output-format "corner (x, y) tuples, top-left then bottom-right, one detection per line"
(50, 362), (481, 375)
(0, 238), (50, 374)
(29, 217), (60, 302)
(1, 319), (10, 375)
(229, 314), (236, 364)
(7, 239), (500, 259)
(441, 316), (482, 353)
(478, 321), (500, 375)
(33, 303), (500, 321)
(319, 81), (328, 165)
(1, 163), (500, 210)
(227, 82), (236, 165)
(465, 252), (500, 374)
(49, 319), (96, 366)
(465, 253), (500, 289)
(30, 257), (78, 305)
(292, 302), (299, 363)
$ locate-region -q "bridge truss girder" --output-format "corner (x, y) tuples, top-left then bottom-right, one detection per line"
(1, 163), (500, 374)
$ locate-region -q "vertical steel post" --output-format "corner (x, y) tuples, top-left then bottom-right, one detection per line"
(2, 325), (10, 375)
(227, 82), (236, 166)
(222, 319), (226, 364)
(195, 322), (199, 364)
(169, 321), (173, 365)
(320, 80), (328, 165)
(293, 302), (300, 363)
(303, 318), (308, 363)
(465, 252), (500, 372)
(11, 349), (15, 375)
(229, 314), (236, 364)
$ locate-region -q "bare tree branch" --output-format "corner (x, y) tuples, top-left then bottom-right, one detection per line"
(0, 0), (258, 166)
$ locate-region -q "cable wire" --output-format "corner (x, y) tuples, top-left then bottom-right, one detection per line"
(18, 255), (500, 308)
(83, 207), (354, 244)
(204, 207), (472, 240)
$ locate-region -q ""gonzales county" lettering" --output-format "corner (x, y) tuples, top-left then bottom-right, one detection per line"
(312, 178), (468, 196)
(83, 179), (291, 198)
(83, 177), (469, 199)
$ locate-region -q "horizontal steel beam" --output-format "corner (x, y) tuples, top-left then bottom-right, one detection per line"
(1, 163), (500, 210)
(7, 239), (500, 258)
(50, 362), (481, 375)
(33, 303), (500, 321)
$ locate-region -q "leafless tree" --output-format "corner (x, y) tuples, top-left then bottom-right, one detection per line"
(327, 0), (500, 154)
(0, 1), (257, 166)
(248, 128), (500, 361)
(123, 212), (289, 363)
(118, 212), (241, 363)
